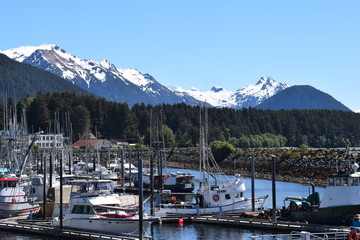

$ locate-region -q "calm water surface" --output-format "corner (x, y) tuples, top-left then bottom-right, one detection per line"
(2, 168), (325, 239)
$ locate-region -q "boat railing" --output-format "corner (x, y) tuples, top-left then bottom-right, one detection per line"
(251, 231), (349, 240)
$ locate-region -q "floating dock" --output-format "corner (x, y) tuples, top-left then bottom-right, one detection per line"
(160, 214), (349, 233)
(0, 218), (151, 240)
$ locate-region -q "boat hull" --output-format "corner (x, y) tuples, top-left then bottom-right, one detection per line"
(155, 195), (268, 217)
(286, 204), (360, 226)
(63, 217), (153, 235)
(0, 202), (41, 218)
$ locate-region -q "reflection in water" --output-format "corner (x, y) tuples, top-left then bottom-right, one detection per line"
(150, 223), (274, 240)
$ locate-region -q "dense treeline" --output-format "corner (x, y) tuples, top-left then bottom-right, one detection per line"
(2, 92), (360, 148)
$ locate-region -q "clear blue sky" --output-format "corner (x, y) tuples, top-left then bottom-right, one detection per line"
(1, 1), (359, 111)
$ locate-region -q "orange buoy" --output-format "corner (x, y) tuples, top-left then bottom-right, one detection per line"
(178, 218), (184, 226)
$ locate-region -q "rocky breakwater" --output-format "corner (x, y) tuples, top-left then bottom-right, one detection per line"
(164, 148), (358, 187)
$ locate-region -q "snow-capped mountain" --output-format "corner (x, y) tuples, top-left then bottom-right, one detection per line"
(1, 44), (289, 108)
(171, 77), (290, 109)
(1, 44), (201, 106)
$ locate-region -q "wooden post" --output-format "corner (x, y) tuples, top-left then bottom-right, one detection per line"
(42, 152), (47, 219)
(60, 150), (63, 229)
(138, 156), (143, 240)
(150, 153), (154, 216)
(251, 153), (255, 212)
(272, 155), (277, 223)
(121, 149), (125, 190)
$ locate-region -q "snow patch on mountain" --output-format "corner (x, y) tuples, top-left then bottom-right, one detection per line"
(172, 77), (290, 108)
(171, 86), (235, 107)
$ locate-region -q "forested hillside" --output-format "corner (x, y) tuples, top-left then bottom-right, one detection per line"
(0, 53), (89, 102)
(256, 85), (351, 111)
(1, 92), (359, 148)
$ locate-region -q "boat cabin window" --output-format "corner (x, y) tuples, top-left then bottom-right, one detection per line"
(31, 178), (42, 186)
(71, 205), (94, 214)
(351, 178), (359, 186)
(329, 177), (360, 186)
(342, 177), (349, 186)
(335, 177), (341, 186)
(225, 194), (231, 200)
(0, 180), (17, 188)
(81, 182), (114, 192)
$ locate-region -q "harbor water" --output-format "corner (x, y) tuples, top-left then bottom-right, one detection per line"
(1, 168), (325, 239)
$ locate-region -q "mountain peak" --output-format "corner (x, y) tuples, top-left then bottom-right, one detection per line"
(256, 77), (275, 85)
(0, 43), (64, 62)
(256, 85), (352, 111)
(210, 86), (224, 93)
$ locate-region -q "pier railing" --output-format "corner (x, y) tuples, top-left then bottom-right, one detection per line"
(251, 231), (349, 240)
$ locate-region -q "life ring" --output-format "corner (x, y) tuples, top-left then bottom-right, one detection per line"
(349, 229), (359, 240)
(290, 204), (298, 211)
(212, 194), (220, 202)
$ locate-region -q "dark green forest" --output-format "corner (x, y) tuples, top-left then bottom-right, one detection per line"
(1, 92), (359, 148)
(0, 53), (89, 103)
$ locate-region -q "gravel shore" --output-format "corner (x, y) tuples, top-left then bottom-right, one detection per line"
(160, 147), (358, 188)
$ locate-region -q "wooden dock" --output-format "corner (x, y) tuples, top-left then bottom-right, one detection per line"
(160, 214), (349, 233)
(0, 219), (151, 240)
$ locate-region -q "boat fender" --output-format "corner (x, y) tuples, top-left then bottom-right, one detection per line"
(349, 229), (359, 240)
(290, 204), (298, 211)
(212, 194), (220, 202)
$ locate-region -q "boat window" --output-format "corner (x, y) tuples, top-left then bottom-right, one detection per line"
(342, 178), (349, 186)
(328, 177), (335, 186)
(71, 205), (93, 214)
(225, 194), (231, 200)
(31, 178), (42, 186)
(335, 177), (341, 186)
(7, 181), (17, 187)
(72, 205), (84, 214)
(352, 178), (359, 186)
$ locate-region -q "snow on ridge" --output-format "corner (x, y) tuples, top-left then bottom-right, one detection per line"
(0, 43), (60, 62)
(118, 68), (153, 87)
(173, 77), (290, 108)
(172, 85), (234, 107)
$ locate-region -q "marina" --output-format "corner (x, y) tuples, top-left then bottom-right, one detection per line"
(0, 177), (353, 240)
(0, 110), (357, 240)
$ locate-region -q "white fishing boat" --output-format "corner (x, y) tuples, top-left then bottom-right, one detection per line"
(155, 107), (268, 217)
(0, 175), (40, 218)
(0, 134), (41, 218)
(57, 179), (156, 235)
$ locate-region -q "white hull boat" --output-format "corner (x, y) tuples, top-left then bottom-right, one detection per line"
(57, 179), (156, 235)
(0, 177), (41, 218)
(155, 174), (267, 217)
(155, 107), (268, 217)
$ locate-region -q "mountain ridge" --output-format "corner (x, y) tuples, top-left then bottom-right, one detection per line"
(1, 44), (351, 111)
(1, 44), (203, 107)
(0, 53), (89, 102)
(256, 85), (352, 111)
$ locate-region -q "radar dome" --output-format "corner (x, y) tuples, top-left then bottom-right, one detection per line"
(352, 163), (359, 172)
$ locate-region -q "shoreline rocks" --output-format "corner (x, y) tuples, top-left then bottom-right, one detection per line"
(162, 147), (357, 188)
